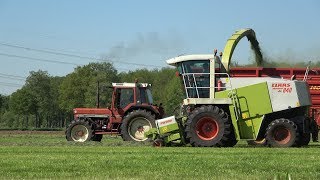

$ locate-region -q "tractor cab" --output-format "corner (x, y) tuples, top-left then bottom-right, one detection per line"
(110, 82), (164, 121)
(112, 82), (154, 111)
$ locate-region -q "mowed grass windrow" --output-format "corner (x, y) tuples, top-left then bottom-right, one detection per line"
(0, 131), (319, 179)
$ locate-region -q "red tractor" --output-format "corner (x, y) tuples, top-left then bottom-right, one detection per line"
(65, 82), (164, 142)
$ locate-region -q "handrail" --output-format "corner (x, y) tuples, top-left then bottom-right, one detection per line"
(181, 72), (240, 120)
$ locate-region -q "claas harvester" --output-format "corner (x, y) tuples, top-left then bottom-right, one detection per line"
(146, 29), (317, 147)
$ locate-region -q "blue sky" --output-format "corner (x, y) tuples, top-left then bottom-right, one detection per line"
(0, 0), (319, 94)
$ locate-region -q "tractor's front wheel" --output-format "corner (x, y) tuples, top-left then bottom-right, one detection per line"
(265, 119), (299, 147)
(66, 120), (93, 142)
(185, 105), (235, 147)
(120, 109), (156, 142)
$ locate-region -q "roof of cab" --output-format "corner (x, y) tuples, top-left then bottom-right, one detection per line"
(112, 83), (150, 88)
(166, 54), (214, 66)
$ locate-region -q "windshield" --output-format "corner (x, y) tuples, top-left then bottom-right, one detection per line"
(146, 89), (154, 104)
(138, 87), (154, 104)
(116, 88), (134, 108)
(180, 60), (210, 74)
(178, 60), (210, 98)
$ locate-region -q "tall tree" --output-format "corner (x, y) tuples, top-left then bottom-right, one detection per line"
(59, 62), (118, 111)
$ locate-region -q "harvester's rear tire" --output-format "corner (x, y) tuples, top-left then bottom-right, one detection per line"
(265, 119), (299, 147)
(120, 109), (156, 142)
(66, 120), (93, 142)
(91, 134), (103, 142)
(185, 105), (234, 147)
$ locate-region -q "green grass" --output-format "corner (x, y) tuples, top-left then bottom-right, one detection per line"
(0, 131), (319, 179)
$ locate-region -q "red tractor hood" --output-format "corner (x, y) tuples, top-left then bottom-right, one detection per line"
(73, 108), (112, 115)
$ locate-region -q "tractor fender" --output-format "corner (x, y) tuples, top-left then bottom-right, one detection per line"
(124, 105), (161, 118)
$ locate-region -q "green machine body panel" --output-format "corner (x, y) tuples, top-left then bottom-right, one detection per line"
(215, 82), (273, 139)
(154, 116), (182, 143)
(159, 122), (180, 135)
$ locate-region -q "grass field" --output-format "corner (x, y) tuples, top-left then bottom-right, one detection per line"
(0, 131), (319, 179)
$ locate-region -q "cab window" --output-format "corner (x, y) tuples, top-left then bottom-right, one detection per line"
(117, 88), (134, 108)
(178, 60), (210, 98)
(180, 60), (210, 74)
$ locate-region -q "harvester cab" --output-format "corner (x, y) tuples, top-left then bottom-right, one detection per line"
(146, 28), (315, 147)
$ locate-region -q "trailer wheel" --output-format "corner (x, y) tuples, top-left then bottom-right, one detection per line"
(120, 109), (156, 142)
(91, 134), (103, 142)
(185, 105), (234, 147)
(265, 119), (299, 147)
(66, 120), (93, 142)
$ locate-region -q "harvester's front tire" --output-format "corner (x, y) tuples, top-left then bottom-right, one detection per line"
(224, 129), (238, 147)
(185, 105), (235, 147)
(265, 119), (299, 147)
(66, 120), (93, 142)
(120, 109), (156, 142)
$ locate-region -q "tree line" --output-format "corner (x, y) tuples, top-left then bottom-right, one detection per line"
(0, 59), (317, 129)
(0, 62), (184, 129)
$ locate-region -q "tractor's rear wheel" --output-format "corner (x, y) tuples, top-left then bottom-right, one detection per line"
(185, 105), (235, 147)
(265, 119), (299, 147)
(66, 120), (93, 142)
(120, 109), (156, 142)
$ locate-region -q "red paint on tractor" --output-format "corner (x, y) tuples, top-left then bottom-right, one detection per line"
(74, 108), (111, 115)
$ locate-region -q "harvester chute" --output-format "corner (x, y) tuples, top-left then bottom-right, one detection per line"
(221, 28), (263, 71)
